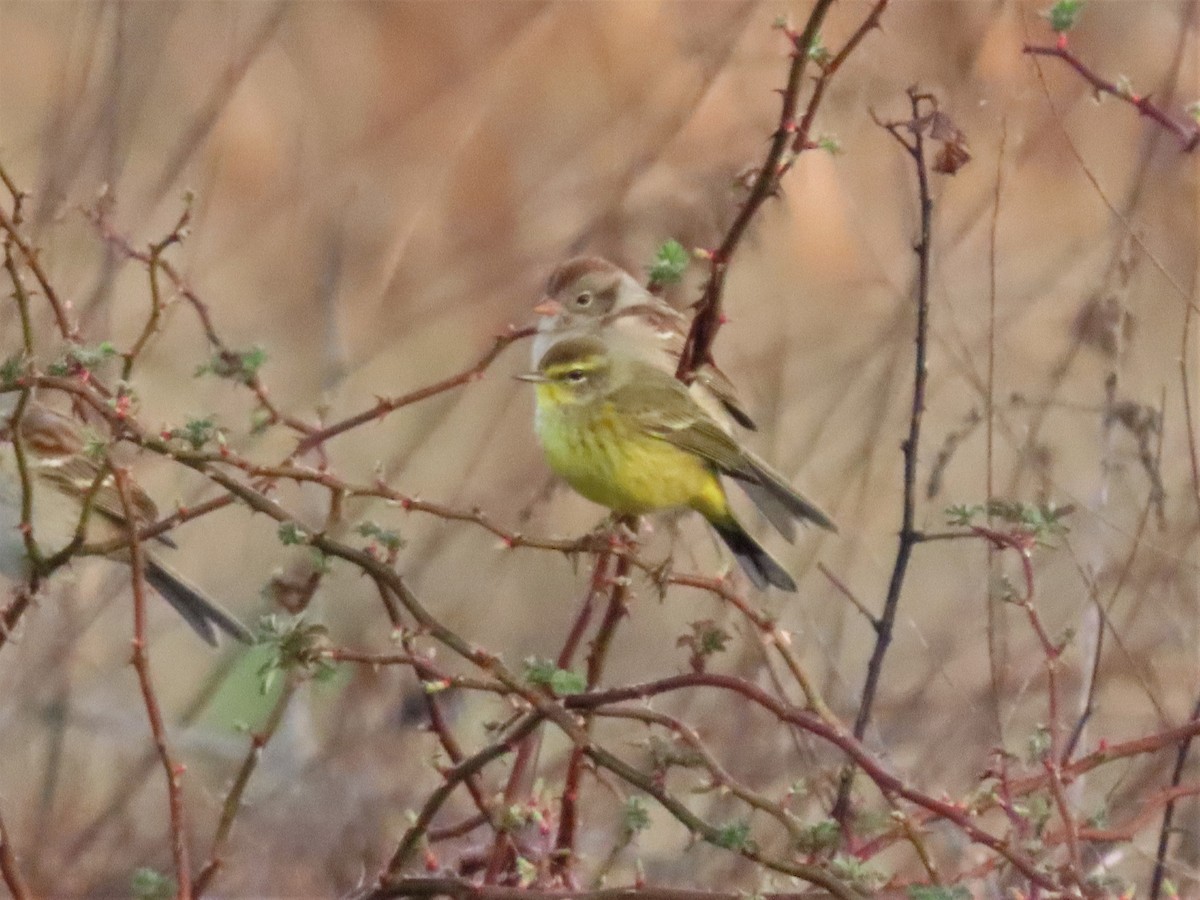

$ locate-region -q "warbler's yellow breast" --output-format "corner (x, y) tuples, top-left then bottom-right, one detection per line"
(533, 387), (729, 521)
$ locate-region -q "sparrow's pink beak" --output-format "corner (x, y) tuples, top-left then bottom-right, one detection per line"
(532, 297), (563, 317)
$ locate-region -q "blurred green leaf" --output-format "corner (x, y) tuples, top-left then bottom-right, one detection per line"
(1042, 0), (1083, 33)
(195, 345), (268, 384)
(648, 239), (689, 286)
(908, 887), (971, 900)
(524, 657), (585, 695)
(131, 868), (175, 900)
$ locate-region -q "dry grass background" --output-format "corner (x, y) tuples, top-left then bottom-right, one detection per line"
(1, 1), (1198, 896)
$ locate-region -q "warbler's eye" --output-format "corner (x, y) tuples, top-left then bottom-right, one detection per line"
(574, 291), (593, 308)
(566, 369), (587, 383)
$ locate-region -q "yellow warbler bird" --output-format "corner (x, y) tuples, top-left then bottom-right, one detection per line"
(531, 256), (756, 430)
(517, 337), (835, 591)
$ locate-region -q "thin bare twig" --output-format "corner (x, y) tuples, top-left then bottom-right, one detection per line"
(193, 678), (297, 897)
(1150, 693), (1200, 899)
(833, 87), (938, 824)
(1023, 39), (1200, 152)
(0, 170), (75, 339)
(294, 325), (535, 455)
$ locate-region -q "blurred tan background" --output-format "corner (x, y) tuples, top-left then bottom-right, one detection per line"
(1, 1), (1198, 895)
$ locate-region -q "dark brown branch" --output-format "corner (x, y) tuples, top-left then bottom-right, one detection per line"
(405, 633), (496, 834)
(383, 713), (544, 879)
(676, 0), (836, 376)
(790, 0), (890, 161)
(0, 180), (76, 339)
(833, 87), (936, 824)
(1150, 693), (1200, 899)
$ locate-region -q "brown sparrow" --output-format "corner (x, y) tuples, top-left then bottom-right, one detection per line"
(0, 399), (251, 646)
(530, 256), (756, 431)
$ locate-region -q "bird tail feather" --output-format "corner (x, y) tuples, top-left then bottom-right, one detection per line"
(731, 451), (836, 541)
(144, 557), (252, 646)
(711, 518), (796, 592)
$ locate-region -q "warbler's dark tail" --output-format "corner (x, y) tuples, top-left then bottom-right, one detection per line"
(145, 557), (253, 646)
(711, 518), (796, 592)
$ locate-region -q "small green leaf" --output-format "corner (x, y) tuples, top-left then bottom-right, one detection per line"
(131, 867), (175, 900)
(907, 887), (972, 900)
(255, 613), (334, 693)
(523, 657), (585, 695)
(163, 415), (221, 450)
(712, 820), (752, 850)
(308, 548), (332, 575)
(647, 239), (689, 286)
(249, 406), (273, 434)
(676, 619), (729, 667)
(277, 522), (308, 545)
(0, 353), (27, 387)
(195, 345), (268, 384)
(82, 431), (108, 460)
(73, 341), (117, 368)
(621, 796), (650, 838)
(944, 503), (984, 526)
(830, 855), (884, 889)
(807, 32), (830, 66)
(549, 668), (585, 695)
(1025, 723), (1052, 763)
(1014, 792), (1053, 832)
(795, 818), (839, 852)
(1042, 0), (1084, 33)
(48, 342), (117, 377)
(817, 134), (843, 155)
(515, 855), (536, 887)
(358, 520), (405, 552)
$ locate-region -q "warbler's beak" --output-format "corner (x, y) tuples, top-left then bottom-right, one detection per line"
(532, 297), (563, 317)
(514, 371), (549, 384)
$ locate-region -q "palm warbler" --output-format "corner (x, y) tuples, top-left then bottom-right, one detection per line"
(531, 256), (755, 430)
(0, 399), (251, 645)
(518, 337), (835, 591)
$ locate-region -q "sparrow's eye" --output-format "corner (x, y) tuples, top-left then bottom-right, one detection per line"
(574, 291), (593, 308)
(566, 369), (587, 383)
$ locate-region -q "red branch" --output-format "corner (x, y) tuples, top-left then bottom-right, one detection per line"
(1023, 41), (1200, 152)
(114, 468), (193, 900)
(0, 201), (76, 339)
(0, 808), (30, 900)
(294, 325), (535, 455)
